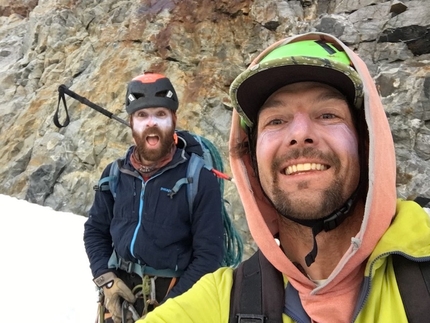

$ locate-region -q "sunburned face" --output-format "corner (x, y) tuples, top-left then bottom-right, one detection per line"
(256, 82), (360, 220)
(131, 107), (175, 162)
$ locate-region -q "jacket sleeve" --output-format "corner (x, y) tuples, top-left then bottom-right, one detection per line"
(166, 168), (225, 298)
(83, 164), (116, 278)
(139, 268), (233, 323)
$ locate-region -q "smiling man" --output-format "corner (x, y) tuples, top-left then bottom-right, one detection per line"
(84, 73), (224, 323)
(138, 33), (430, 323)
(254, 81), (364, 277)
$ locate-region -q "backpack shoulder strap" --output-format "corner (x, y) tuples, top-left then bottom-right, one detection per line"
(166, 153), (205, 217)
(414, 196), (430, 208)
(186, 153), (205, 218)
(229, 250), (284, 323)
(97, 158), (122, 199)
(392, 254), (430, 323)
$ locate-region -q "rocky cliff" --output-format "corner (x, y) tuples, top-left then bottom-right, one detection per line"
(1, 0), (429, 255)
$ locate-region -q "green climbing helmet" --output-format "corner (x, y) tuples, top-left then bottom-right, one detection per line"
(229, 39), (364, 127)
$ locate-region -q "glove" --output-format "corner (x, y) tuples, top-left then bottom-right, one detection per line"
(94, 272), (136, 323)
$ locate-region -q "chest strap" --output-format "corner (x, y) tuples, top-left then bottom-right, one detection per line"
(108, 251), (183, 278)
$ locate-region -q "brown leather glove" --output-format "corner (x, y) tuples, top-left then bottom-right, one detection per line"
(94, 272), (136, 323)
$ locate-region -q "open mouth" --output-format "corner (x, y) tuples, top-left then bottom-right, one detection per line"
(284, 163), (329, 175)
(146, 134), (160, 147)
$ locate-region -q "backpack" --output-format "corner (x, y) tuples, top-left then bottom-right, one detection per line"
(97, 130), (243, 268)
(229, 197), (430, 323)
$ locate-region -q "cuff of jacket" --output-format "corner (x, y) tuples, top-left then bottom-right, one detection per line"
(93, 272), (116, 287)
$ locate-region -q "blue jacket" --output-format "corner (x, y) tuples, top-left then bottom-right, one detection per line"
(84, 145), (224, 298)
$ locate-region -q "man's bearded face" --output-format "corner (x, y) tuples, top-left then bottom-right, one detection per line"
(131, 107), (176, 162)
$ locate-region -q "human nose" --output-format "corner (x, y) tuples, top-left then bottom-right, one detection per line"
(146, 116), (157, 127)
(287, 114), (317, 146)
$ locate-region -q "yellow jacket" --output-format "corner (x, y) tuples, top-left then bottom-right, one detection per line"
(140, 200), (430, 322)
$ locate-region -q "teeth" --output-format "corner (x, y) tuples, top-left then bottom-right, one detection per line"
(285, 163), (327, 175)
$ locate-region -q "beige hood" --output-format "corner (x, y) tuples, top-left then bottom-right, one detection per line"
(229, 32), (397, 321)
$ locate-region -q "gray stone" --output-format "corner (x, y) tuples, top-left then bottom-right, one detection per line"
(1, 0), (430, 259)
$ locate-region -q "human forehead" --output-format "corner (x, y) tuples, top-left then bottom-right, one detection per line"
(260, 82), (349, 113)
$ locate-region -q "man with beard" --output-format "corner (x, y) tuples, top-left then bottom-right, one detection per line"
(138, 33), (430, 323)
(84, 72), (224, 323)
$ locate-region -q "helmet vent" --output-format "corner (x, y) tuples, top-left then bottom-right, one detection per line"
(128, 93), (136, 102)
(315, 40), (337, 54)
(155, 90), (173, 98)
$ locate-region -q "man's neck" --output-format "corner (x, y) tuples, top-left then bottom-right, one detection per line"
(131, 145), (176, 177)
(278, 202), (364, 280)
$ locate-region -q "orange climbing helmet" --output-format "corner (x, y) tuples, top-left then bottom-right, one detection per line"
(125, 72), (179, 115)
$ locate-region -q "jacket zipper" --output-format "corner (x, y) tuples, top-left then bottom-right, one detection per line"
(129, 154), (188, 259)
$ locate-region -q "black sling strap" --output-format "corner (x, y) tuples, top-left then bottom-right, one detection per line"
(393, 254), (430, 323)
(229, 250), (283, 323)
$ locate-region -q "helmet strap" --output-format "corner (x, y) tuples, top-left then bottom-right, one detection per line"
(281, 188), (359, 267)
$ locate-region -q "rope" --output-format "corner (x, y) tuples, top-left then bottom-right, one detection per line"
(200, 136), (244, 268)
(132, 275), (152, 315)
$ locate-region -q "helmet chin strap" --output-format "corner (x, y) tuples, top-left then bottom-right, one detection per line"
(282, 189), (359, 267)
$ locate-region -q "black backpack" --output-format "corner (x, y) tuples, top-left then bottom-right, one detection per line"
(229, 197), (430, 323)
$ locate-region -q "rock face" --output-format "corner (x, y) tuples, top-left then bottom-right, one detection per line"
(0, 0), (429, 257)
